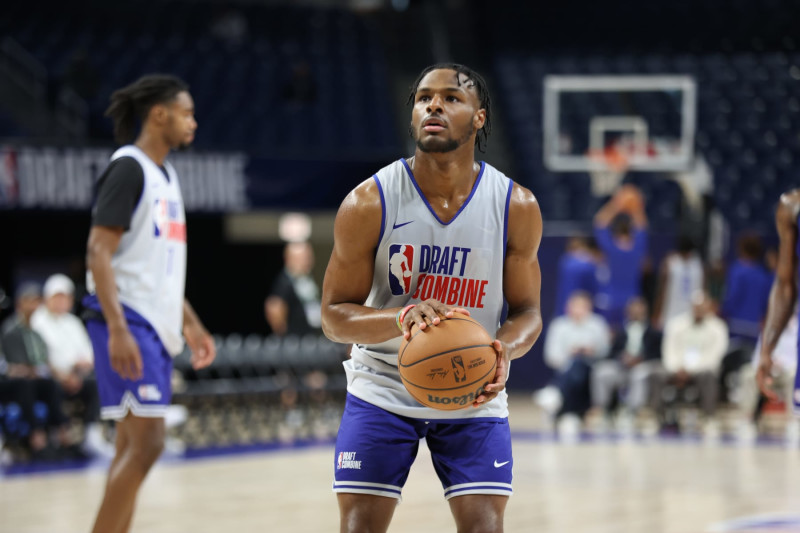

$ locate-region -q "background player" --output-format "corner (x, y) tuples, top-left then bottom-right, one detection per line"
(321, 63), (543, 533)
(757, 190), (800, 416)
(83, 74), (216, 533)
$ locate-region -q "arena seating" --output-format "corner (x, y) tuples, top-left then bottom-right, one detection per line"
(1, 2), (400, 157)
(172, 333), (349, 400)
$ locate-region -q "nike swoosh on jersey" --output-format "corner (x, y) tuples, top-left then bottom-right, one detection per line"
(494, 460), (510, 468)
(392, 220), (414, 230)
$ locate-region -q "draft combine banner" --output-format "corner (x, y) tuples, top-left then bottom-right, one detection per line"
(0, 145), (248, 212)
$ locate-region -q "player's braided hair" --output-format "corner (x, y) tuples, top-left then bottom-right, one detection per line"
(105, 74), (189, 144)
(407, 63), (492, 152)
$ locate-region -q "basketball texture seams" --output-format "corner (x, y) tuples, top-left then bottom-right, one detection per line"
(401, 353), (496, 392)
(398, 343), (493, 368)
(397, 313), (498, 410)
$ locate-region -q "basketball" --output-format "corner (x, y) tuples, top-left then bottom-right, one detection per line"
(398, 312), (497, 410)
(616, 185), (642, 210)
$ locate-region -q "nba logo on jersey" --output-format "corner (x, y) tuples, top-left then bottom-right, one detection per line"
(153, 198), (169, 237)
(153, 198), (186, 242)
(388, 244), (414, 295)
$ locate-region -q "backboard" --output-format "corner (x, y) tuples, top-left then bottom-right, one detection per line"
(543, 75), (697, 181)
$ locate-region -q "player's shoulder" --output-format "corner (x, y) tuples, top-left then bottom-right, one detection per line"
(344, 159), (407, 206)
(506, 180), (541, 224)
(104, 155), (144, 180)
(482, 162), (538, 207)
(335, 175), (384, 237)
(779, 189), (800, 209)
(776, 188), (800, 222)
(343, 175), (382, 209)
(509, 181), (538, 206)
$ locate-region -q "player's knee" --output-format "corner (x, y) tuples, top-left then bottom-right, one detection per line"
(128, 430), (165, 470)
(452, 496), (505, 533)
(457, 514), (503, 533)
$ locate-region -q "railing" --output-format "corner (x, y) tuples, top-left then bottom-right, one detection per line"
(0, 37), (87, 139)
(0, 37), (46, 101)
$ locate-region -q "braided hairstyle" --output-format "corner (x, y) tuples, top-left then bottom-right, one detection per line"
(105, 74), (189, 144)
(407, 63), (492, 152)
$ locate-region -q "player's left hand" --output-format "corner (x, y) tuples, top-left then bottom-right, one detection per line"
(756, 353), (779, 402)
(184, 323), (216, 370)
(473, 340), (508, 408)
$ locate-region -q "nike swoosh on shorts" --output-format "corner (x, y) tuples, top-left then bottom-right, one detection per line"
(494, 460), (510, 468)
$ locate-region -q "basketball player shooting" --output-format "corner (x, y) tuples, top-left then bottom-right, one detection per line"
(321, 64), (543, 533)
(757, 190), (800, 416)
(83, 75), (216, 533)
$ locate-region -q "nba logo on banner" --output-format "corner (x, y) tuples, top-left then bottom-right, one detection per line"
(388, 244), (414, 295)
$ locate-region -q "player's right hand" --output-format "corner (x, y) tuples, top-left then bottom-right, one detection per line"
(109, 328), (143, 381)
(400, 298), (471, 340)
(756, 353), (779, 402)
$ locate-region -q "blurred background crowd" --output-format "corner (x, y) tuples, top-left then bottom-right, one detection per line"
(2, 0), (800, 464)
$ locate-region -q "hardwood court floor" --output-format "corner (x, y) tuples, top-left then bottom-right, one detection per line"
(2, 398), (800, 533)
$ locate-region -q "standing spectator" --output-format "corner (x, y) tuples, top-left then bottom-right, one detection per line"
(721, 233), (772, 341)
(542, 291), (611, 436)
(265, 241), (322, 336)
(593, 185), (649, 330)
(659, 291), (728, 436)
(31, 274), (112, 457)
(719, 233), (773, 406)
(652, 235), (705, 330)
(0, 283), (71, 460)
(590, 297), (663, 433)
(553, 236), (598, 316)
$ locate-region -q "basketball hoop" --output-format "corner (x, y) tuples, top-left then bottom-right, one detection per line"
(588, 146), (629, 197)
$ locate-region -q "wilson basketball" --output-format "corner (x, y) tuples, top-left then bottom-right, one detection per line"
(398, 312), (497, 410)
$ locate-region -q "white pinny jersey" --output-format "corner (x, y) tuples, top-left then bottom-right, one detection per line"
(346, 158), (514, 420)
(87, 145), (187, 356)
(661, 253), (704, 325)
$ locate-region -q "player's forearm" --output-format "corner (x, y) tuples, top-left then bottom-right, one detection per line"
(86, 245), (128, 333)
(593, 202), (619, 227)
(321, 303), (402, 344)
(183, 299), (206, 331)
(495, 307), (542, 360)
(761, 280), (797, 356)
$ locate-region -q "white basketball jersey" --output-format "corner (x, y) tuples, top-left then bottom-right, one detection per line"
(662, 253), (704, 325)
(87, 145), (187, 355)
(346, 158), (513, 420)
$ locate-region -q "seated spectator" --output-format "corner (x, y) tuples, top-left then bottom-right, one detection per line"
(590, 297), (664, 434)
(593, 185), (649, 330)
(658, 291), (729, 437)
(0, 283), (72, 460)
(553, 236), (598, 316)
(542, 291), (611, 437)
(31, 274), (112, 457)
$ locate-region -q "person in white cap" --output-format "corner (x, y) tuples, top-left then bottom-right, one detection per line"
(31, 274), (112, 457)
